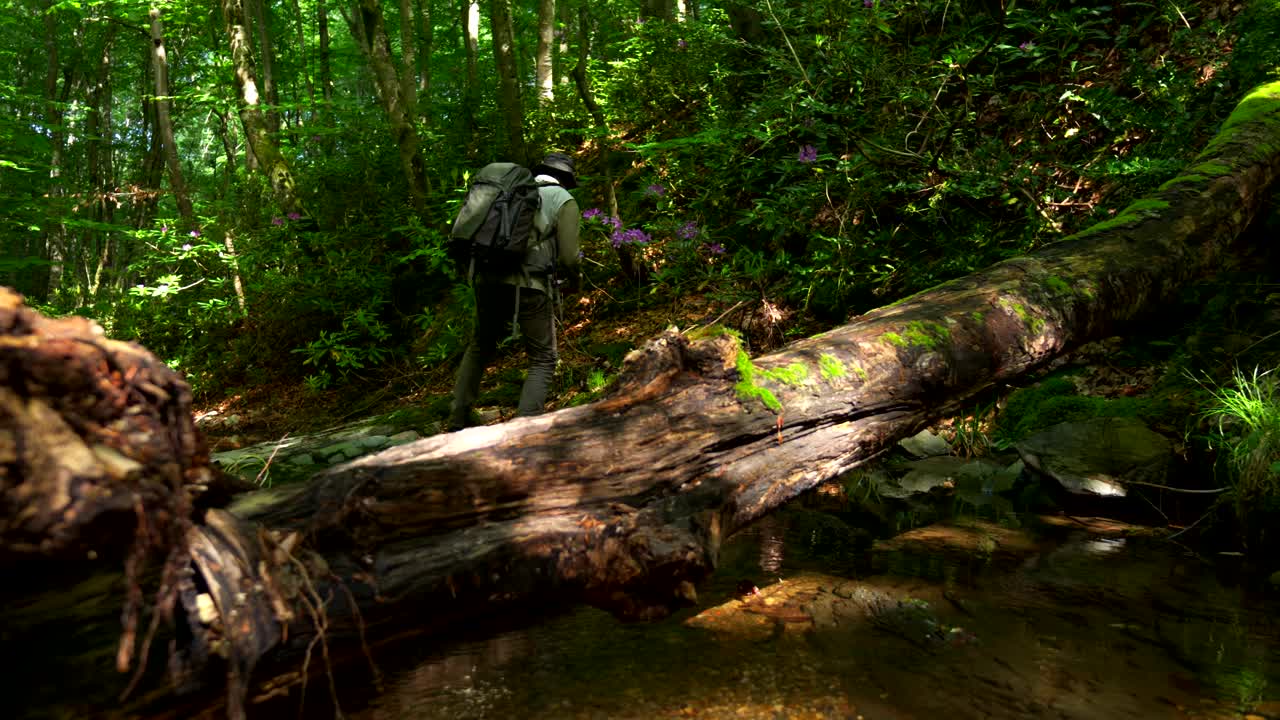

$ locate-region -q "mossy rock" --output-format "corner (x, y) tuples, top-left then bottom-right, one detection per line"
(994, 377), (1159, 446)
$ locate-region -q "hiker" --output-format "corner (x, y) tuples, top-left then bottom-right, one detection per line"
(448, 152), (581, 430)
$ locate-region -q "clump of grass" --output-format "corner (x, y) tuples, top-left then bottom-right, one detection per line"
(1199, 366), (1280, 543)
(948, 400), (995, 458)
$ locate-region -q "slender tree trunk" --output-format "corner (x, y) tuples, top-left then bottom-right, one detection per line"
(535, 0), (554, 105)
(462, 0), (480, 146)
(248, 0), (281, 133)
(222, 230), (248, 312)
(414, 0), (433, 95)
(222, 0), (306, 217)
(555, 0), (570, 87)
(342, 0), (428, 210)
(398, 0), (418, 120)
(217, 109), (239, 194)
(317, 0), (333, 142)
(132, 49), (165, 240)
(42, 1), (68, 302)
(87, 27), (118, 300)
(288, 0), (316, 109)
(149, 8), (194, 222)
(489, 0), (526, 161)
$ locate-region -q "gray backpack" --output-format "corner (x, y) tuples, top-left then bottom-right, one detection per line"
(449, 163), (543, 275)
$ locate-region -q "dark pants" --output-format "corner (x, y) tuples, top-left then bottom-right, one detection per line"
(450, 284), (556, 427)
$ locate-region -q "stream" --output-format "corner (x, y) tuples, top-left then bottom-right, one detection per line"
(277, 506), (1280, 720)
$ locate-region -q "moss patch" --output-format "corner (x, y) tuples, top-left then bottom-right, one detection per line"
(762, 362), (809, 385)
(993, 377), (1161, 446)
(902, 320), (950, 350)
(1043, 275), (1073, 296)
(734, 348), (783, 413)
(1190, 161), (1232, 177)
(1074, 198), (1172, 239)
(1157, 174), (1207, 190)
(819, 353), (847, 381)
(1219, 81), (1280, 133)
(1002, 299), (1046, 333)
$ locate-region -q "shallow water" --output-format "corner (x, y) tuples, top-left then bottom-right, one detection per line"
(317, 509), (1278, 720)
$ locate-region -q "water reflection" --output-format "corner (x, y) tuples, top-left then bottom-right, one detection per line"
(755, 514), (786, 575)
(344, 511), (1280, 720)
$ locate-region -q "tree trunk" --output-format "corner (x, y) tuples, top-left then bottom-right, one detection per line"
(342, 0), (428, 210)
(6, 82), (1280, 718)
(415, 0), (433, 95)
(535, 0), (554, 105)
(87, 26), (118, 301)
(221, 0), (306, 217)
(462, 0), (480, 147)
(318, 0), (333, 106)
(554, 0), (570, 87)
(398, 0), (418, 120)
(288, 0), (317, 108)
(248, 0), (281, 134)
(41, 0), (68, 303)
(489, 0), (527, 161)
(149, 8), (195, 222)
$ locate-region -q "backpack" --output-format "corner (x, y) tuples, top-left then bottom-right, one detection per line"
(449, 163), (544, 277)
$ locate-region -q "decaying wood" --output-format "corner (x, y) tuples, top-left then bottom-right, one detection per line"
(0, 288), (231, 567)
(4, 83), (1280, 717)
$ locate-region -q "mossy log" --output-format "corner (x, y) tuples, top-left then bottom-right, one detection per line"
(5, 82), (1280, 717)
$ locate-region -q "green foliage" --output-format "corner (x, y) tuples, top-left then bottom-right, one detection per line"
(1197, 366), (1280, 547)
(993, 377), (1157, 448)
(0, 0), (1262, 412)
(292, 304), (394, 389)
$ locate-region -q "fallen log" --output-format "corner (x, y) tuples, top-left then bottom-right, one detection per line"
(5, 81), (1280, 717)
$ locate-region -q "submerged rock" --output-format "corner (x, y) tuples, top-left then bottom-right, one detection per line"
(1015, 416), (1174, 496)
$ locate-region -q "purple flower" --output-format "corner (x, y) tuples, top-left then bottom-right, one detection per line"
(678, 221), (699, 240)
(610, 228), (651, 248)
(705, 242), (725, 255)
(798, 145), (819, 163)
(287, 212), (302, 220)
(160, 224), (169, 233)
(189, 229), (201, 238)
(181, 243), (192, 252)
(677, 39), (688, 49)
(272, 217), (285, 226)
(864, 0), (873, 7)
(645, 183), (665, 197)
(583, 208), (602, 220)
(1019, 41), (1035, 51)
(607, 216), (623, 230)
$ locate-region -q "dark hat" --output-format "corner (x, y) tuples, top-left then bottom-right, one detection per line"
(532, 152), (578, 189)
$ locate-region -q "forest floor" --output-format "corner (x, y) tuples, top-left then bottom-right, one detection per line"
(194, 283), (804, 452)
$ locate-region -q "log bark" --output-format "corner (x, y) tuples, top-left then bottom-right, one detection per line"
(4, 82), (1280, 717)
